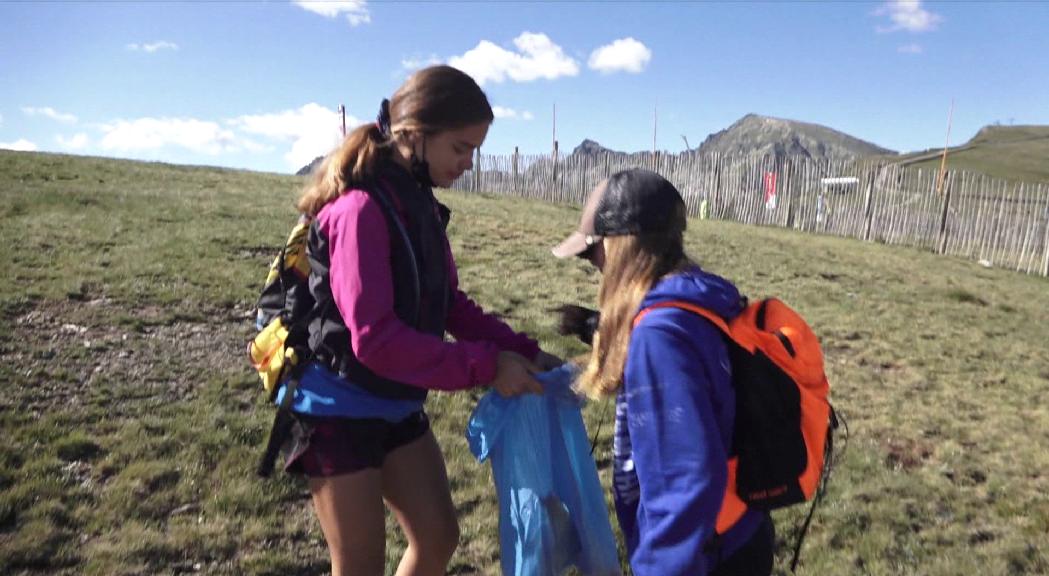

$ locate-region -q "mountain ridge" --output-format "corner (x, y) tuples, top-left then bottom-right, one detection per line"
(569, 113), (895, 161)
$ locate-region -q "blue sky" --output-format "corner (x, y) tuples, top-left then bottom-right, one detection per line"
(1, 1), (1046, 174)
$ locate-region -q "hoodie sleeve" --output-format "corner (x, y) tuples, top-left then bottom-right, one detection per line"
(623, 310), (730, 576)
(443, 238), (540, 360)
(323, 191), (499, 390)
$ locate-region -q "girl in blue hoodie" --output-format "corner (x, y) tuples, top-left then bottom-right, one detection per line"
(552, 169), (775, 576)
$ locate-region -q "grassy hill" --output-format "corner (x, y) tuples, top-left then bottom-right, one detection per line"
(1, 150), (1047, 575)
(890, 125), (1049, 184)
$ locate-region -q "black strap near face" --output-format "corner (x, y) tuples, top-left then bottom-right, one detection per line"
(376, 98), (392, 137)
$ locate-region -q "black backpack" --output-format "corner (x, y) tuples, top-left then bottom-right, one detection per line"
(248, 184), (419, 477)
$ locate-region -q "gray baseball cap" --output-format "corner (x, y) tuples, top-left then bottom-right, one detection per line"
(552, 169), (685, 258)
(551, 179), (609, 258)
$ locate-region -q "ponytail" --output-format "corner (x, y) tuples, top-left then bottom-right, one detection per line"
(297, 123), (389, 217)
(297, 65), (493, 216)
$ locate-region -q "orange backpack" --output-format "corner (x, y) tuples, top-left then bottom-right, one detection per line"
(635, 297), (839, 570)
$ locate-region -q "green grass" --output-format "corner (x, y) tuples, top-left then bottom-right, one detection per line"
(1, 149), (1048, 575)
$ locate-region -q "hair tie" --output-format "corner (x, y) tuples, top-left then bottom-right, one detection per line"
(375, 98), (392, 137)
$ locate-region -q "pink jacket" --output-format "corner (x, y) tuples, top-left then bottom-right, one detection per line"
(317, 189), (539, 392)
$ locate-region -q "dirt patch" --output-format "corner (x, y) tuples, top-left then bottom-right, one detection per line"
(1, 297), (255, 417)
(880, 435), (936, 471)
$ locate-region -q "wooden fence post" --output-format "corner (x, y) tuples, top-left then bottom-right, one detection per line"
(937, 173), (953, 254)
(712, 154), (722, 219)
(1041, 203), (1049, 277)
(551, 140), (559, 202)
(512, 146), (519, 195)
(473, 147), (481, 192)
(863, 165), (878, 241)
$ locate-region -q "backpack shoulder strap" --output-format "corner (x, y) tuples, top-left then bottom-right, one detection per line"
(633, 300), (731, 335)
(369, 178), (422, 325)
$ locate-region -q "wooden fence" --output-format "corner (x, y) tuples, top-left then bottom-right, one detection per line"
(450, 151), (1049, 277)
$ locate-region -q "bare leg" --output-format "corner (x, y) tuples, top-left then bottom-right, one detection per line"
(309, 469), (386, 576)
(382, 429), (460, 576)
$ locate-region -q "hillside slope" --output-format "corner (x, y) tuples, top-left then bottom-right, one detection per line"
(890, 125), (1049, 183)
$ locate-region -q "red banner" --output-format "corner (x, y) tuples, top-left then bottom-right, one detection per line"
(764, 172), (778, 209)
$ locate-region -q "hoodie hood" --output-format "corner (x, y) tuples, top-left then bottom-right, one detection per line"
(639, 264), (744, 321)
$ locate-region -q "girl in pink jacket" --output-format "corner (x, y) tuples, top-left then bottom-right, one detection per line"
(283, 65), (560, 576)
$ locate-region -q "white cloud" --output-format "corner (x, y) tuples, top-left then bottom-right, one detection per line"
(492, 106), (534, 121)
(874, 1), (941, 33)
(126, 41), (179, 53)
(230, 103), (350, 169)
(401, 54), (442, 71)
(294, 1), (370, 26)
(898, 43), (924, 54)
(0, 139), (38, 151)
(56, 133), (90, 150)
(21, 104), (351, 170)
(588, 38), (652, 74)
(98, 117), (259, 155)
(22, 106), (78, 124)
(449, 32), (579, 86)
(81, 105), (345, 170)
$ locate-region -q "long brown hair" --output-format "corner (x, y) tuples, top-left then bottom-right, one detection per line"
(578, 203), (689, 398)
(297, 65), (494, 216)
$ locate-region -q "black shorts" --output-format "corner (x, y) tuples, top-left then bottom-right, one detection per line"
(284, 411), (430, 478)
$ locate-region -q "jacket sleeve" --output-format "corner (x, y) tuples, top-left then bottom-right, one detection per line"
(443, 238), (540, 360)
(324, 191), (498, 390)
(623, 311), (730, 576)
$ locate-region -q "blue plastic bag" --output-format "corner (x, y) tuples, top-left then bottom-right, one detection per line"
(466, 365), (621, 576)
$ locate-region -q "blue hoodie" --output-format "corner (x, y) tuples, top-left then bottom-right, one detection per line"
(612, 265), (765, 576)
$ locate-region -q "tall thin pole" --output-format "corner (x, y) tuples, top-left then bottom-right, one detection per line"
(339, 104), (346, 138)
(936, 99), (954, 195)
(653, 104), (658, 154)
(552, 102), (557, 156)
